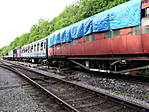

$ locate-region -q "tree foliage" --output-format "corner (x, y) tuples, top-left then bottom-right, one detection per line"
(0, 0), (129, 57)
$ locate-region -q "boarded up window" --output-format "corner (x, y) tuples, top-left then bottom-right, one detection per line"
(85, 34), (95, 42)
(71, 40), (77, 46)
(104, 31), (111, 39)
(112, 30), (120, 38)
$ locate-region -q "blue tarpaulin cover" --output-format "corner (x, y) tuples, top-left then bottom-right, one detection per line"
(48, 0), (142, 47)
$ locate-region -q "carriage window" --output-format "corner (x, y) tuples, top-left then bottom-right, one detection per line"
(85, 34), (95, 42)
(104, 31), (111, 39)
(71, 40), (77, 46)
(40, 42), (43, 51)
(34, 44), (36, 51)
(132, 26), (141, 36)
(31, 45), (33, 53)
(142, 8), (149, 18)
(37, 43), (39, 51)
(112, 30), (120, 38)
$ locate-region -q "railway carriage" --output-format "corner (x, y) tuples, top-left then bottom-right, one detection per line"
(13, 48), (21, 61)
(4, 0), (149, 75)
(29, 38), (47, 60)
(47, 0), (149, 74)
(21, 44), (31, 58)
(20, 37), (48, 62)
(4, 50), (14, 60)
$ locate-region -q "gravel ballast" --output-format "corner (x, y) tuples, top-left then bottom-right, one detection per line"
(33, 66), (149, 108)
(69, 71), (149, 107)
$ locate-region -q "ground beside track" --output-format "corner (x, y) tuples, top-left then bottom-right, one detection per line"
(0, 67), (66, 112)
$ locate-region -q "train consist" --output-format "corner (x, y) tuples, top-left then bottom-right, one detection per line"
(4, 0), (149, 75)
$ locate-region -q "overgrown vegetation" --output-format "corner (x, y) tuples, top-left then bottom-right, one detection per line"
(0, 0), (129, 57)
(137, 70), (149, 78)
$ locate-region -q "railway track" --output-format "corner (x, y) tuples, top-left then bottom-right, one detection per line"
(0, 60), (148, 111)
(0, 65), (73, 111)
(0, 62), (79, 112)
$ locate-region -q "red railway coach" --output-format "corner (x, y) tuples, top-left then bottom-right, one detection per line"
(17, 48), (21, 58)
(13, 48), (21, 60)
(47, 0), (149, 75)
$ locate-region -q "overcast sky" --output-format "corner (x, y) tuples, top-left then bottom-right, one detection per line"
(0, 0), (76, 48)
